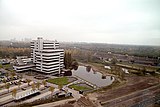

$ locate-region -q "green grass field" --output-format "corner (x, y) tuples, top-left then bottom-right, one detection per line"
(47, 77), (69, 85)
(69, 84), (92, 91)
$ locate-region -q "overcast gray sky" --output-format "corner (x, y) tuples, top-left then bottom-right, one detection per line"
(0, 0), (160, 45)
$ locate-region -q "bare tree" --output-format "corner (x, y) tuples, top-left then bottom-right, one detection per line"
(31, 83), (36, 91)
(49, 86), (55, 95)
(5, 83), (10, 93)
(12, 88), (17, 98)
(42, 80), (47, 87)
(36, 82), (41, 90)
(26, 79), (31, 86)
(17, 81), (21, 89)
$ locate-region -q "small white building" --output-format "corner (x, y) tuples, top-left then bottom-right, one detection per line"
(122, 68), (129, 74)
(13, 56), (35, 72)
(104, 66), (111, 70)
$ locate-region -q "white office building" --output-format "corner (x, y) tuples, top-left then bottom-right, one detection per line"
(31, 37), (64, 74)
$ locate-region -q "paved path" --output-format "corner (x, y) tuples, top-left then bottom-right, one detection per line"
(0, 93), (13, 105)
(24, 88), (59, 103)
(25, 91), (51, 103)
(66, 79), (81, 86)
(15, 84), (45, 98)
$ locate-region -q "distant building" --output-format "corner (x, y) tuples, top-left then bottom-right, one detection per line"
(31, 37), (64, 74)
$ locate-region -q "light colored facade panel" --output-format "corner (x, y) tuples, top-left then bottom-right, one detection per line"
(31, 37), (64, 74)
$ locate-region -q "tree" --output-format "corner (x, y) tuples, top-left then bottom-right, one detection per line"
(26, 79), (31, 86)
(10, 72), (16, 81)
(42, 80), (47, 87)
(156, 68), (160, 72)
(71, 60), (79, 70)
(31, 83), (36, 91)
(10, 75), (14, 81)
(141, 66), (146, 75)
(64, 52), (69, 69)
(0, 64), (3, 68)
(49, 86), (55, 95)
(86, 66), (91, 72)
(64, 51), (73, 69)
(58, 84), (63, 90)
(111, 57), (117, 65)
(2, 78), (7, 84)
(12, 88), (17, 98)
(87, 52), (92, 62)
(36, 82), (41, 90)
(5, 72), (9, 78)
(5, 83), (10, 93)
(68, 52), (72, 67)
(17, 81), (21, 89)
(10, 72), (16, 77)
(19, 74), (23, 79)
(119, 71), (125, 80)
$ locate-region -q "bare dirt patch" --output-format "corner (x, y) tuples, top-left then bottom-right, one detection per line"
(95, 75), (159, 103)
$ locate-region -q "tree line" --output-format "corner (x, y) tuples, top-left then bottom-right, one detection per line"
(0, 47), (31, 58)
(64, 50), (78, 70)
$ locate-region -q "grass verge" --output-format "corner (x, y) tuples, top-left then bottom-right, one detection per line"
(69, 84), (92, 91)
(47, 77), (69, 85)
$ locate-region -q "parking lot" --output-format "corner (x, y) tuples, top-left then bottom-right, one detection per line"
(0, 68), (82, 106)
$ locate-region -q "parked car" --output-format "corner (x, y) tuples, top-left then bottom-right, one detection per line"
(79, 90), (84, 94)
(13, 77), (18, 80)
(14, 82), (18, 85)
(45, 85), (50, 88)
(21, 79), (27, 83)
(21, 87), (26, 90)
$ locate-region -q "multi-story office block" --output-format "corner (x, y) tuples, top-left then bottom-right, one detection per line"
(31, 37), (64, 74)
